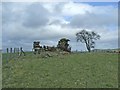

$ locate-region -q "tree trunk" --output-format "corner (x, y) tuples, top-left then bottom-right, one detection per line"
(86, 44), (91, 52)
(87, 48), (91, 52)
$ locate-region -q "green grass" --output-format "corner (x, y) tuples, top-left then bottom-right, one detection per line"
(2, 52), (118, 88)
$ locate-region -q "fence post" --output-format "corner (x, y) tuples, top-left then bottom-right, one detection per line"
(14, 48), (16, 53)
(6, 48), (9, 63)
(10, 48), (12, 53)
(7, 48), (9, 53)
(18, 48), (19, 55)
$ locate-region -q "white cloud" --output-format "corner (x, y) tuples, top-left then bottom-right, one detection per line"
(61, 2), (93, 16)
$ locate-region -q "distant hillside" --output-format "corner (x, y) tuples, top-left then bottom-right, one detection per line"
(92, 48), (120, 52)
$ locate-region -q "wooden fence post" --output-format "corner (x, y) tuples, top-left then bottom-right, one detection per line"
(7, 48), (9, 53)
(17, 48), (19, 55)
(14, 48), (16, 53)
(6, 48), (9, 63)
(10, 48), (12, 53)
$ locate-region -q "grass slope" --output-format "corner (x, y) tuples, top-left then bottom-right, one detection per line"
(2, 52), (118, 88)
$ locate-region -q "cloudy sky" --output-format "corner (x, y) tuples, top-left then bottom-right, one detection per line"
(2, 1), (118, 51)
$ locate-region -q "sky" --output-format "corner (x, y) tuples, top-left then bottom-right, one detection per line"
(1, 1), (118, 51)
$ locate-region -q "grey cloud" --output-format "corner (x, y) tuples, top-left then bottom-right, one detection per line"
(23, 3), (50, 28)
(2, 3), (16, 24)
(95, 39), (118, 49)
(2, 2), (118, 51)
(53, 3), (65, 14)
(2, 39), (33, 52)
(2, 2), (25, 25)
(0, 3), (2, 49)
(69, 12), (117, 28)
(2, 23), (70, 49)
(49, 20), (62, 25)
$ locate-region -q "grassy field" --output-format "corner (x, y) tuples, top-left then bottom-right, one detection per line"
(2, 52), (118, 88)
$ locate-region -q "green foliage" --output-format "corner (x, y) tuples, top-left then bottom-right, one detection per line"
(2, 52), (118, 88)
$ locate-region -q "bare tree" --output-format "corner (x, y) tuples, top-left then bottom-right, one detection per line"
(76, 29), (100, 52)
